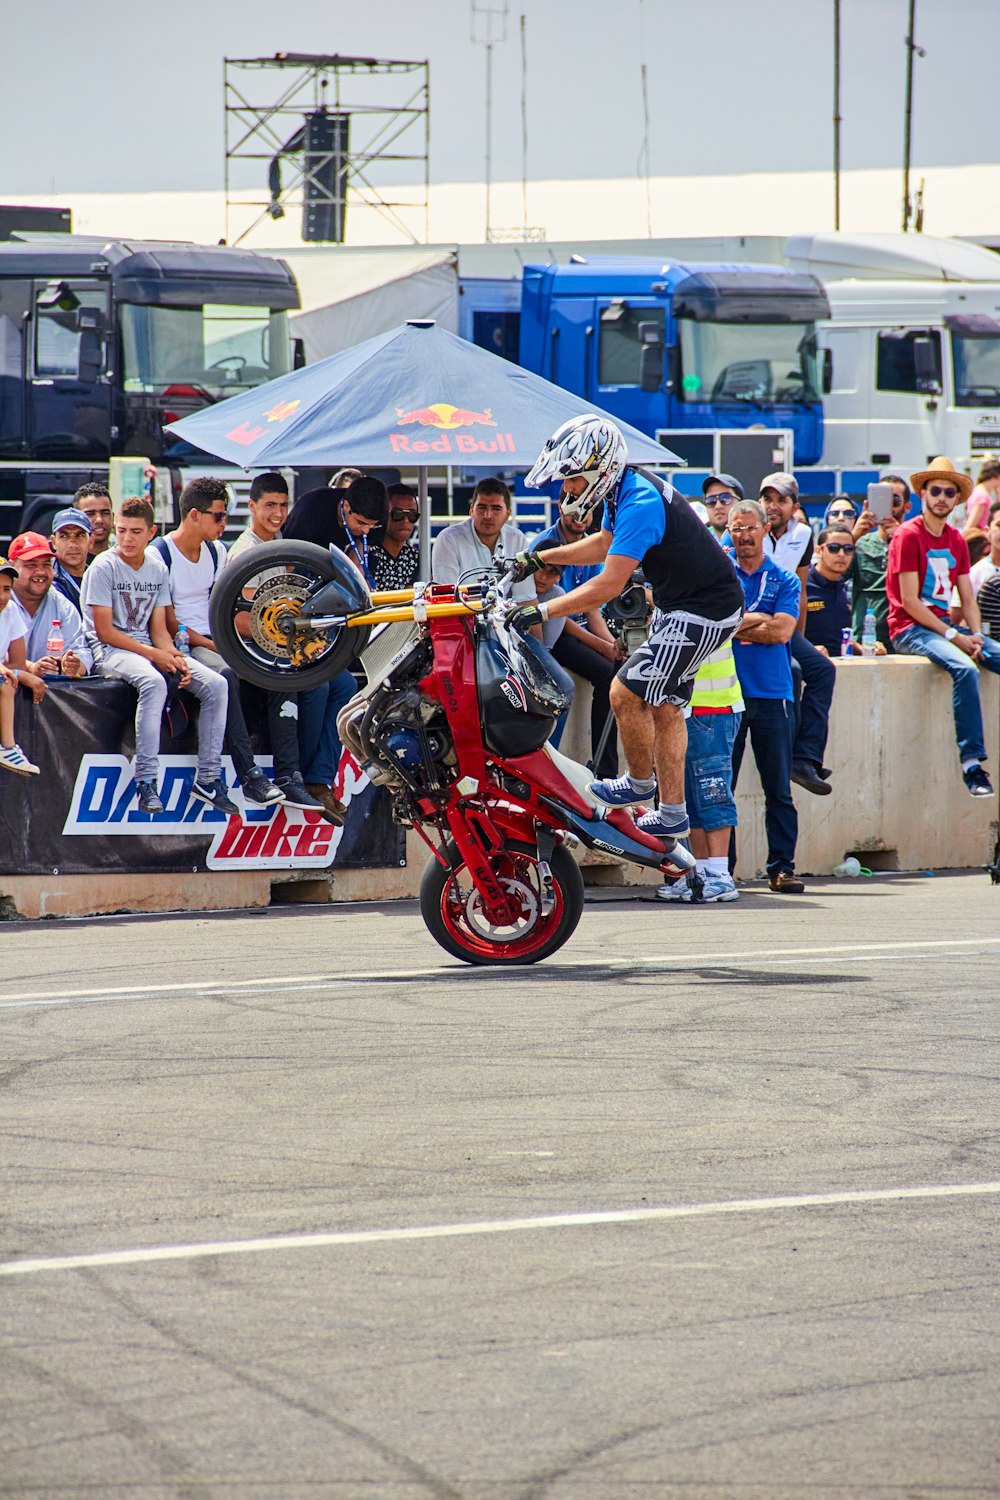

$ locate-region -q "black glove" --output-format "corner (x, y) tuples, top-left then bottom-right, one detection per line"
(508, 549), (549, 583)
(506, 601), (545, 633)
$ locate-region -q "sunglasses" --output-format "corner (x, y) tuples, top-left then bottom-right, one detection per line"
(390, 508), (419, 523)
(204, 509), (228, 522)
(825, 542), (855, 554)
(705, 493), (736, 505)
(828, 508), (855, 519)
(928, 484), (958, 499)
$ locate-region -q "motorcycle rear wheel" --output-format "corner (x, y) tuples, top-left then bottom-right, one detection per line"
(209, 539), (371, 691)
(420, 839), (585, 966)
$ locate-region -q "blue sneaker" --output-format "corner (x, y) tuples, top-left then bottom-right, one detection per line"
(636, 807), (691, 840)
(588, 773), (656, 807)
(190, 777), (240, 817)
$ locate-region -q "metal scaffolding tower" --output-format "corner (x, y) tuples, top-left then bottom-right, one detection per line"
(224, 53), (430, 247)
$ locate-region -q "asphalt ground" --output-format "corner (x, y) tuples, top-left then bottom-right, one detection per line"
(1, 871), (999, 1499)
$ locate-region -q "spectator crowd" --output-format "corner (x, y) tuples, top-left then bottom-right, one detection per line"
(2, 456), (999, 897)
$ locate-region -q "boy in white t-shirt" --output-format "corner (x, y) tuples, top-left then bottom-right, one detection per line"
(0, 556), (44, 775)
(154, 477), (283, 807)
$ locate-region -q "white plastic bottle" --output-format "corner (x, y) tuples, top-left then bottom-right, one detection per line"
(46, 618), (64, 670)
(175, 624), (191, 655)
(861, 611), (878, 657)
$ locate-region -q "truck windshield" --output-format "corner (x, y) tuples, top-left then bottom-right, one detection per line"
(952, 334), (1000, 407)
(677, 320), (821, 406)
(120, 304), (290, 394)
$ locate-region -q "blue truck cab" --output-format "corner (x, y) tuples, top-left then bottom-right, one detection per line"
(0, 235), (299, 540)
(516, 258), (830, 466)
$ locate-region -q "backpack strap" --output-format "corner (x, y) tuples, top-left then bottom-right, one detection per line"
(151, 536), (172, 571)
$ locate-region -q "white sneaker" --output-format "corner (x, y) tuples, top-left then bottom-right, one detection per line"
(0, 743), (40, 776)
(699, 872), (739, 903)
(656, 874), (692, 902)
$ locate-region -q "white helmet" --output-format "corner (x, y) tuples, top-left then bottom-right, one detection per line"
(525, 415), (627, 525)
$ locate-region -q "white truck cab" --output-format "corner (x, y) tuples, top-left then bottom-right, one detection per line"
(818, 280), (1000, 475)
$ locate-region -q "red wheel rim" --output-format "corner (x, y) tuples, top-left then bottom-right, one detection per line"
(438, 852), (566, 961)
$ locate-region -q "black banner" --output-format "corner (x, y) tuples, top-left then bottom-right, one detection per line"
(0, 680), (405, 877)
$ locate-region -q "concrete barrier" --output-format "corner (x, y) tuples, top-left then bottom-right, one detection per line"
(559, 655), (999, 879)
(2, 657), (996, 916)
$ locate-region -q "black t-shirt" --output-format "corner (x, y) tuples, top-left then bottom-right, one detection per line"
(804, 564), (851, 654)
(608, 467), (743, 622)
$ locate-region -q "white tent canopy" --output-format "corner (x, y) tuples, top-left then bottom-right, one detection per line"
(281, 247), (458, 363)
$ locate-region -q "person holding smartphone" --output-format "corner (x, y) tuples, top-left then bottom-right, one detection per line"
(849, 475), (911, 650)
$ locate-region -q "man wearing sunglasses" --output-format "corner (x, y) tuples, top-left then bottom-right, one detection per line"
(887, 456), (1000, 797)
(370, 483), (421, 590)
(702, 473), (744, 544)
(805, 525), (884, 657)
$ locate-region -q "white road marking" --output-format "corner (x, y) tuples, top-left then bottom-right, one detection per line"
(2, 1182), (997, 1278)
(7, 936), (1000, 1011)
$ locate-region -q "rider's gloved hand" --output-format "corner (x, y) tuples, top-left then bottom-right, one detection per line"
(505, 601), (547, 633)
(508, 550), (549, 583)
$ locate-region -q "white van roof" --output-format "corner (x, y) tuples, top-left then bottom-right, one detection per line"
(785, 233), (1000, 283)
(824, 281), (1000, 325)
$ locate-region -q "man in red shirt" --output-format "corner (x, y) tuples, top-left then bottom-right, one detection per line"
(887, 456), (1000, 796)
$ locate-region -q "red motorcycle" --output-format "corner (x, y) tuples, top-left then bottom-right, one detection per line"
(210, 542), (698, 965)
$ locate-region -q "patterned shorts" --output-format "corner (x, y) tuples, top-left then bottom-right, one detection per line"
(616, 606), (743, 709)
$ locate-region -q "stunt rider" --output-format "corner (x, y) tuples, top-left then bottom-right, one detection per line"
(508, 416), (744, 841)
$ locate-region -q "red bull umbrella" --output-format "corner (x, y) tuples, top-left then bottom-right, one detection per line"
(166, 318), (682, 570)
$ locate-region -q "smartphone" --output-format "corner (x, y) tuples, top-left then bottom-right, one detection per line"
(867, 482), (894, 521)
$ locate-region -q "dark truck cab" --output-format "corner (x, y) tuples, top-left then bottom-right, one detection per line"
(0, 234), (298, 540)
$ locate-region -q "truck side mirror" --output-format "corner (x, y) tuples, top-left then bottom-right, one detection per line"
(639, 342), (664, 392)
(913, 335), (942, 396)
(78, 327), (103, 384)
(665, 344), (680, 395)
(292, 337), (306, 370)
(822, 348), (833, 394)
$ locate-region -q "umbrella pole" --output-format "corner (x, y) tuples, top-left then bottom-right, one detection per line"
(418, 467), (430, 578)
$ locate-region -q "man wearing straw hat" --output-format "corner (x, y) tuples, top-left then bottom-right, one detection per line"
(886, 456), (1000, 797)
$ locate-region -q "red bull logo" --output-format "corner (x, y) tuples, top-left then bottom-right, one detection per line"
(390, 400), (516, 456)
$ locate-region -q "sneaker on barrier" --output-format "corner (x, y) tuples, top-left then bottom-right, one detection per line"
(241, 767), (285, 805)
(588, 773), (657, 807)
(134, 778), (163, 813)
(963, 764), (994, 797)
(0, 743), (40, 777)
(190, 777), (240, 816)
(275, 775), (325, 812)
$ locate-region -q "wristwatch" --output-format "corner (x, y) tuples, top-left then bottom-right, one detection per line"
(944, 627), (958, 641)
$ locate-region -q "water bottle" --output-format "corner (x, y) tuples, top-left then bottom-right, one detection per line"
(833, 856), (861, 878)
(175, 624), (191, 655)
(841, 628), (853, 657)
(862, 611), (878, 657)
(46, 618), (64, 670)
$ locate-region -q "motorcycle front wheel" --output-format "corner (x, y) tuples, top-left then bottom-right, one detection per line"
(420, 839), (585, 966)
(209, 539), (372, 691)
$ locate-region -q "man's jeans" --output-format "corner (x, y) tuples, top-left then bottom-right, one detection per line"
(893, 624), (1000, 763)
(790, 631), (836, 768)
(192, 646), (299, 784)
(732, 696), (798, 876)
(298, 670), (359, 785)
(98, 647), (228, 783)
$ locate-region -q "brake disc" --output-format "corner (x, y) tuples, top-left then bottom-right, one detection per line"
(464, 875), (539, 940)
(248, 573), (329, 664)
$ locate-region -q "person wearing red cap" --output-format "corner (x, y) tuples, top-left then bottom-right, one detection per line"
(8, 533), (92, 679)
(0, 555), (43, 776)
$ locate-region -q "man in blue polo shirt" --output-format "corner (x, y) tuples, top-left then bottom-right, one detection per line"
(728, 499), (804, 893)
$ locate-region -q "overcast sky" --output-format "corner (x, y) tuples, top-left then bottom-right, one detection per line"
(4, 0), (998, 196)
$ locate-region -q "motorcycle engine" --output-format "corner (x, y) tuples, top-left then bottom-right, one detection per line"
(366, 687), (456, 794)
